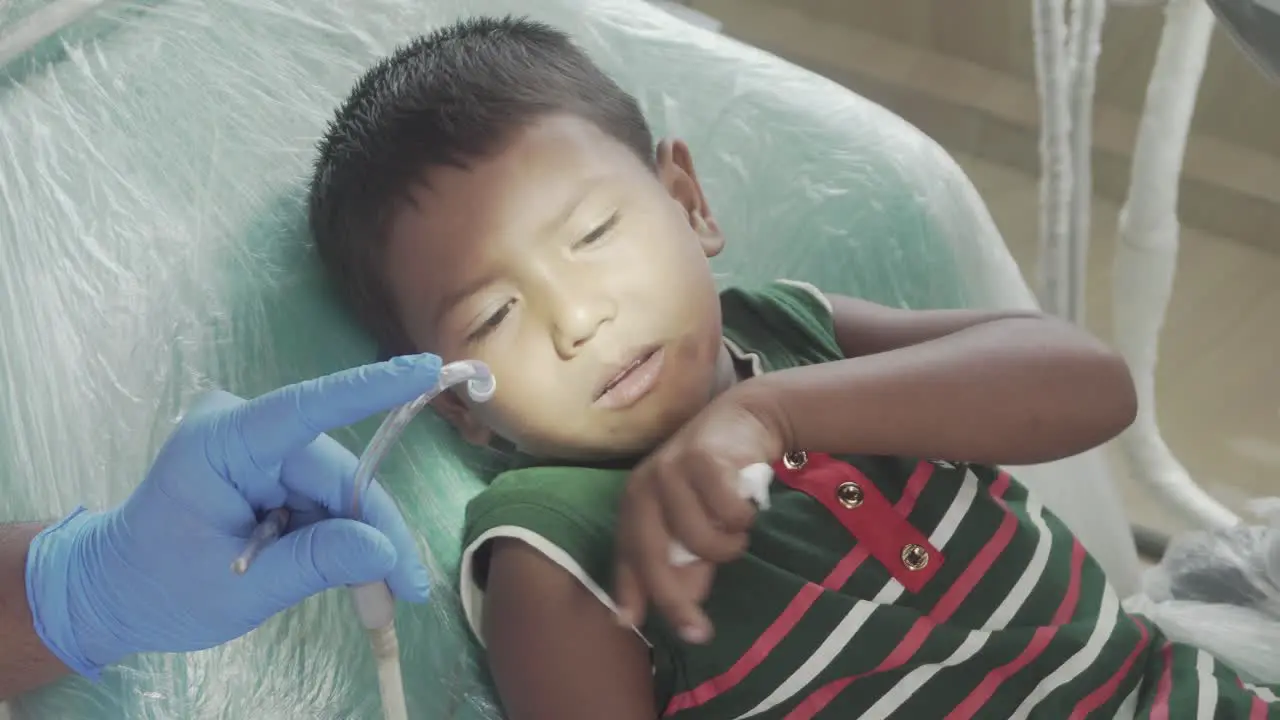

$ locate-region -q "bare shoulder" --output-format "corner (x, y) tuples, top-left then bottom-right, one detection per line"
(483, 538), (657, 720)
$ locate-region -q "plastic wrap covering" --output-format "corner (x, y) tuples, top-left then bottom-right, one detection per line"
(1125, 499), (1280, 684)
(0, 0), (1142, 716)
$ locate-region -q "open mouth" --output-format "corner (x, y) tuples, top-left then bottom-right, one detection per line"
(595, 346), (665, 409)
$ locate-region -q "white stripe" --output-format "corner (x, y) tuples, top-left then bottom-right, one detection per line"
(982, 495), (1048, 631)
(723, 336), (765, 378)
(775, 278), (834, 314)
(1009, 588), (1122, 719)
(735, 592), (888, 718)
(1243, 681), (1279, 704)
(859, 632), (990, 717)
(864, 483), (1047, 714)
(929, 468), (981, 549)
(1194, 650), (1219, 719)
(458, 525), (651, 649)
(734, 469), (980, 719)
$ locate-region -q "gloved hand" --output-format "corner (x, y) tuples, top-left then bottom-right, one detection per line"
(24, 353), (443, 679)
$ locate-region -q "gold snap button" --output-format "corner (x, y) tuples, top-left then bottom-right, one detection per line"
(782, 451), (808, 470)
(901, 544), (929, 571)
(835, 481), (863, 509)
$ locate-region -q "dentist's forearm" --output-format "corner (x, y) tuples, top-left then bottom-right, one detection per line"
(0, 523), (71, 700)
(740, 317), (1137, 466)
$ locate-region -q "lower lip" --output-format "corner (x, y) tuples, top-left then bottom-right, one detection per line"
(596, 348), (665, 409)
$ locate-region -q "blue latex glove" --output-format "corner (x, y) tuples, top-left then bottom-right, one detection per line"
(24, 353), (443, 680)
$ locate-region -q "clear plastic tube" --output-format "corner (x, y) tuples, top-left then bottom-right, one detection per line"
(348, 359), (495, 720)
(350, 360), (496, 520)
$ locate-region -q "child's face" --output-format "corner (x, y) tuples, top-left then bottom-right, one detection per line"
(384, 113), (731, 461)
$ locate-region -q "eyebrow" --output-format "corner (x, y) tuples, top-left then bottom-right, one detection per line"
(428, 177), (616, 329)
(430, 274), (498, 331)
(540, 181), (601, 237)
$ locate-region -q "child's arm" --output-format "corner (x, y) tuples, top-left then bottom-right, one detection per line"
(745, 294), (1137, 465)
(484, 538), (658, 720)
(613, 294), (1138, 642)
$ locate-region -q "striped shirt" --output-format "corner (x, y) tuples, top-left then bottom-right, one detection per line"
(461, 280), (1277, 718)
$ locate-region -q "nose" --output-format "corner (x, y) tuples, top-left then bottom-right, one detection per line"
(548, 285), (615, 358)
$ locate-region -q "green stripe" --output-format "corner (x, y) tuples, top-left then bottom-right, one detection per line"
(999, 512), (1080, 628)
(1217, 665), (1280, 716)
(1038, 611), (1151, 714)
(898, 462), (967, 544)
(808, 625), (982, 718)
(749, 490), (859, 584)
(1135, 638), (1280, 718)
(982, 575), (1112, 714)
(905, 482), (1009, 615)
(946, 498), (1040, 627)
(885, 627), (1059, 719)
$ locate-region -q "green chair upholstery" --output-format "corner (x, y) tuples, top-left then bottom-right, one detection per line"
(0, 0), (1142, 716)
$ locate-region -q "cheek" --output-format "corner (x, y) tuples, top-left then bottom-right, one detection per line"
(464, 352), (563, 434)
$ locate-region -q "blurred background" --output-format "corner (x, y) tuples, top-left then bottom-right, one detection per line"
(656, 0), (1280, 542)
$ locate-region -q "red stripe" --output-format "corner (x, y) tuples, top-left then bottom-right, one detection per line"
(946, 539), (1088, 720)
(1238, 677), (1275, 719)
(784, 677), (853, 720)
(784, 617), (939, 720)
(1052, 541), (1087, 625)
(991, 470), (1012, 501)
(1250, 689), (1271, 720)
(1069, 615), (1153, 719)
(786, 470), (1020, 719)
(927, 472), (1017, 623)
(662, 461), (935, 716)
(1148, 642), (1175, 720)
(776, 456), (944, 593)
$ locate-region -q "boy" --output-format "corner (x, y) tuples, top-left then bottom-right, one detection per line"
(308, 16), (1278, 719)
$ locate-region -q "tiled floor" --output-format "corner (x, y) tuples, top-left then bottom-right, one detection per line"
(681, 0), (1280, 539)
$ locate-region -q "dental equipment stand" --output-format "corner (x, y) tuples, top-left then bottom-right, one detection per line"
(1121, 0), (1280, 559)
(1030, 0), (1280, 562)
(234, 360), (496, 720)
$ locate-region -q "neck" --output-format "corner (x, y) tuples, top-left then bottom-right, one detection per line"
(711, 337), (746, 396)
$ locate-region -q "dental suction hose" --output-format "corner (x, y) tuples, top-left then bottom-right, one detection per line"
(349, 360), (496, 720)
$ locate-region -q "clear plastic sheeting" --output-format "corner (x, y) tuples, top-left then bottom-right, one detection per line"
(0, 0), (1141, 717)
(1126, 499), (1280, 684)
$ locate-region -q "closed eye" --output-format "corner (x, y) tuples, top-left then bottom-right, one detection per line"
(466, 300), (514, 344)
(576, 211), (620, 247)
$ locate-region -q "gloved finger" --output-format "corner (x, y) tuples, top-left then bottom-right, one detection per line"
(279, 435), (431, 603)
(283, 491), (326, 531)
(251, 519), (400, 608)
(238, 353), (443, 467)
(279, 433), (359, 516)
(350, 479), (431, 603)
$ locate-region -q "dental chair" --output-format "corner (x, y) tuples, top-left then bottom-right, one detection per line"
(0, 0), (1143, 717)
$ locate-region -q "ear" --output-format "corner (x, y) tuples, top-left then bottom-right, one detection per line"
(656, 139), (724, 257)
(431, 391), (493, 447)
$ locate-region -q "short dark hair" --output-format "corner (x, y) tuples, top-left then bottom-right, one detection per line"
(308, 16), (655, 355)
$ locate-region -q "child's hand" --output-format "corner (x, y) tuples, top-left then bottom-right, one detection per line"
(612, 384), (786, 644)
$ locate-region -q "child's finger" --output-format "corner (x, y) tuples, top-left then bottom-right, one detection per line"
(612, 561), (647, 628)
(629, 513), (713, 644)
(656, 470), (748, 563)
(686, 456), (759, 534)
